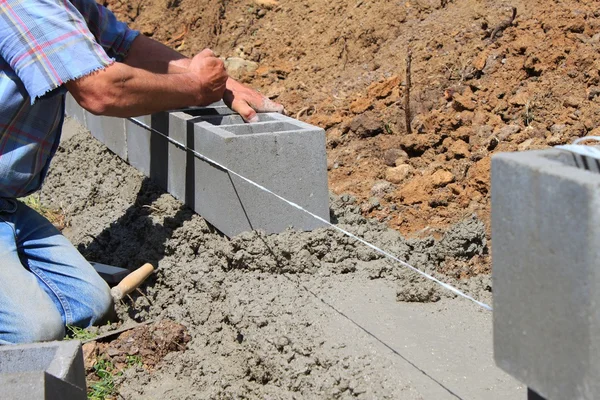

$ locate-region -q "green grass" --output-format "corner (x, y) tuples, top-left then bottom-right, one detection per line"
(65, 325), (98, 341)
(20, 193), (67, 230)
(88, 358), (118, 400)
(87, 355), (143, 399)
(125, 355), (142, 368)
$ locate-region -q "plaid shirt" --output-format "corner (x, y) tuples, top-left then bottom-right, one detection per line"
(0, 0), (138, 198)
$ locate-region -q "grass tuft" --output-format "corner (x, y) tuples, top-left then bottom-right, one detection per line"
(20, 194), (68, 230)
(88, 358), (118, 400)
(65, 325), (97, 341)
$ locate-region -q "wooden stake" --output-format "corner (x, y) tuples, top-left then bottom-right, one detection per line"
(404, 48), (413, 134)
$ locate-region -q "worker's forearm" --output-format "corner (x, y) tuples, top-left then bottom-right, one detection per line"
(68, 62), (203, 117)
(124, 35), (191, 74)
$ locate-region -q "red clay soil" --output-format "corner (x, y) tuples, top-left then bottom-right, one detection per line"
(101, 0), (600, 272)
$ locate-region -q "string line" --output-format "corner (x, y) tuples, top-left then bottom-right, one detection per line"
(128, 117), (493, 311)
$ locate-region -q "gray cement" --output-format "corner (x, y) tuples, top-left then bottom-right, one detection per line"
(492, 148), (600, 400)
(0, 340), (86, 400)
(64, 98), (330, 237)
(40, 123), (523, 399)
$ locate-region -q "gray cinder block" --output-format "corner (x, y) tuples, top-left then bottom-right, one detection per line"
(0, 340), (86, 400)
(125, 114), (152, 177)
(64, 94), (86, 126)
(85, 111), (127, 161)
(189, 110), (329, 236)
(125, 112), (170, 186)
(492, 148), (600, 400)
(167, 112), (196, 202)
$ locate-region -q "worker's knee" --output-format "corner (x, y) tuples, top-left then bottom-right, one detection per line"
(73, 274), (114, 327)
(0, 306), (64, 345)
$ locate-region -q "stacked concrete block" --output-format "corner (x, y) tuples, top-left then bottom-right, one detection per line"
(187, 109), (329, 237)
(491, 148), (600, 400)
(167, 111), (196, 203)
(85, 112), (127, 161)
(64, 97), (330, 236)
(0, 340), (87, 399)
(64, 93), (85, 127)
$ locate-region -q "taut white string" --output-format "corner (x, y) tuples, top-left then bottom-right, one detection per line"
(128, 117), (493, 311)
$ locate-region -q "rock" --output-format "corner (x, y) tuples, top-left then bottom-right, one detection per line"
(549, 124), (567, 135)
(509, 90), (530, 106)
(588, 86), (600, 100)
(397, 177), (430, 205)
(361, 198), (380, 213)
(563, 97), (581, 108)
(473, 112), (489, 126)
(367, 76), (400, 99)
(82, 342), (99, 370)
(444, 88), (455, 101)
(449, 139), (470, 158)
(369, 197), (381, 208)
(383, 148), (408, 167)
(429, 169), (454, 187)
(546, 134), (563, 146)
(496, 124), (521, 141)
(350, 96), (372, 114)
(309, 113), (343, 130)
(349, 111), (382, 137)
(253, 0), (279, 9)
(401, 133), (443, 154)
(517, 138), (534, 151)
(385, 164), (412, 184)
(371, 181), (394, 197)
(449, 126), (472, 142)
(473, 50), (489, 71)
(468, 157), (490, 192)
(224, 57), (259, 78)
(452, 93), (476, 111)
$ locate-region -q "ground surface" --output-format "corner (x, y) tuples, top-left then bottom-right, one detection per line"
(44, 119), (521, 399)
(44, 0), (600, 397)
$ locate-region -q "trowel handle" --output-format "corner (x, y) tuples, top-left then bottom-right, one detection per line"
(110, 263), (154, 301)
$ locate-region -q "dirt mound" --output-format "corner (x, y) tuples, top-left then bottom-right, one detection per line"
(40, 131), (491, 398)
(101, 0), (600, 252)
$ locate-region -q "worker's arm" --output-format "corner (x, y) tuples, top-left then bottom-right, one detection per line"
(66, 48), (228, 118)
(120, 35), (285, 122)
(122, 34), (191, 74)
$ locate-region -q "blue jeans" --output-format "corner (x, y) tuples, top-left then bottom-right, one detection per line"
(0, 199), (113, 344)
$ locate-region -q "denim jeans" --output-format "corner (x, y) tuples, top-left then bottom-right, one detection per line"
(0, 198), (113, 344)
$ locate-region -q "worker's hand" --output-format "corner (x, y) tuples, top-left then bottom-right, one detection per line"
(223, 78), (285, 123)
(189, 49), (228, 106)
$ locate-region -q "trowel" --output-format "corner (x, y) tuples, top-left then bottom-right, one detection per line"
(91, 262), (155, 301)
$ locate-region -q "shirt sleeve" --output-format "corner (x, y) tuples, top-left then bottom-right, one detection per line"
(0, 0), (139, 103)
(69, 0), (139, 61)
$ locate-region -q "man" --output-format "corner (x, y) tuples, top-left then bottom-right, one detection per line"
(0, 0), (284, 344)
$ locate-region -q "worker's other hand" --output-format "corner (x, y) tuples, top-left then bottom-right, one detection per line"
(189, 49), (228, 106)
(223, 78), (285, 123)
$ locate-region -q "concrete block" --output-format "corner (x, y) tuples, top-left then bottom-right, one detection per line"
(190, 109), (329, 237)
(0, 340), (86, 399)
(167, 112), (196, 202)
(491, 148), (600, 400)
(64, 94), (85, 126)
(125, 112), (170, 187)
(126, 114), (152, 177)
(85, 111), (127, 160)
